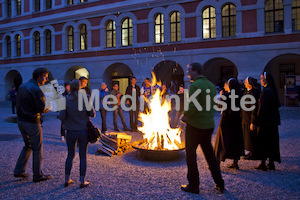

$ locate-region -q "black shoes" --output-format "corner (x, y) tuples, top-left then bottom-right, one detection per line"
(33, 174), (51, 182)
(14, 172), (29, 178)
(80, 181), (90, 188)
(181, 185), (199, 194)
(267, 163), (276, 170)
(254, 164), (267, 171)
(65, 179), (74, 187)
(227, 163), (239, 170)
(215, 184), (225, 193)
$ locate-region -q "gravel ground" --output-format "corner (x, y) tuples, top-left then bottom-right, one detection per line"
(0, 101), (299, 200)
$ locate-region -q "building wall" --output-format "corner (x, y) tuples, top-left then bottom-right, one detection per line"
(0, 0), (299, 103)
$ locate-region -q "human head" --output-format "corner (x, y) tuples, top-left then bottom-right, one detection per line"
(79, 76), (88, 88)
(12, 86), (16, 90)
(227, 78), (242, 95)
(187, 63), (203, 81)
(224, 81), (230, 92)
(131, 77), (137, 85)
(70, 79), (80, 93)
(64, 81), (71, 92)
(260, 73), (268, 87)
(145, 78), (150, 87)
(101, 82), (107, 90)
(33, 68), (49, 86)
(113, 83), (119, 91)
(261, 72), (280, 107)
(245, 77), (257, 91)
(162, 83), (167, 91)
(179, 85), (184, 92)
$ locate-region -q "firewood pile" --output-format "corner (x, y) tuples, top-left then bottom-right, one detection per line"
(96, 132), (132, 157)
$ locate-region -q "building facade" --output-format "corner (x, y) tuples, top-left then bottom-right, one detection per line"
(0, 0), (300, 104)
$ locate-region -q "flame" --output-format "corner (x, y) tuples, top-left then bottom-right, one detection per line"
(138, 89), (182, 150)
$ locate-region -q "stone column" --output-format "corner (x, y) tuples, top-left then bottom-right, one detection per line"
(216, 10), (222, 39)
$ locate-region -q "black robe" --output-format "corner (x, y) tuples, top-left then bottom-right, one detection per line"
(254, 86), (281, 163)
(214, 93), (244, 162)
(241, 89), (260, 153)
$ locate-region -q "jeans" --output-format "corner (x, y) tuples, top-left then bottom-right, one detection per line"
(185, 124), (224, 187)
(14, 121), (43, 179)
(61, 121), (65, 137)
(100, 108), (107, 132)
(113, 106), (127, 130)
(65, 130), (88, 183)
(129, 107), (138, 130)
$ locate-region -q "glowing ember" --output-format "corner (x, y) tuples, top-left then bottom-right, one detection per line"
(138, 89), (182, 150)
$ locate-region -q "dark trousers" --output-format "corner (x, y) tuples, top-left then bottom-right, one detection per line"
(113, 106), (127, 130)
(185, 124), (224, 187)
(61, 122), (65, 137)
(14, 121), (43, 179)
(100, 108), (107, 132)
(129, 108), (138, 130)
(65, 130), (88, 181)
(12, 101), (16, 114)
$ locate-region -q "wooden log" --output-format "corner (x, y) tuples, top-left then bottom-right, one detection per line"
(174, 140), (182, 149)
(100, 140), (118, 152)
(97, 144), (113, 157)
(100, 133), (118, 150)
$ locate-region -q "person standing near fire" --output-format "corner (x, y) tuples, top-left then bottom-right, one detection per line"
(181, 63), (224, 194)
(60, 81), (70, 141)
(79, 76), (91, 96)
(140, 78), (153, 113)
(9, 86), (17, 114)
(99, 82), (109, 133)
(14, 68), (51, 182)
(125, 77), (140, 132)
(111, 83), (129, 132)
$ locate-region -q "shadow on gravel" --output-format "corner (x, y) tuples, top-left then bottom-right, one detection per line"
(0, 179), (34, 192)
(121, 151), (186, 167)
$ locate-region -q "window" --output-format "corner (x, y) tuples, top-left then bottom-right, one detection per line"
(292, 0), (300, 31)
(45, 30), (51, 54)
(106, 20), (116, 48)
(67, 26), (74, 51)
(280, 64), (295, 88)
(35, 0), (40, 12)
(46, 0), (52, 9)
(7, 0), (11, 18)
(80, 24), (87, 50)
(155, 13), (164, 44)
(265, 0), (284, 33)
(67, 0), (74, 5)
(170, 11), (181, 42)
(15, 34), (21, 56)
(222, 4), (236, 37)
(81, 0), (87, 2)
(34, 32), (40, 55)
(203, 6), (216, 39)
(6, 36), (11, 57)
(17, 0), (21, 15)
(122, 18), (133, 46)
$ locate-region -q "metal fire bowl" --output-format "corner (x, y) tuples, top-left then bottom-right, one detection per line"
(132, 142), (185, 161)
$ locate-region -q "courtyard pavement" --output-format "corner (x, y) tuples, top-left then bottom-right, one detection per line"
(0, 101), (299, 200)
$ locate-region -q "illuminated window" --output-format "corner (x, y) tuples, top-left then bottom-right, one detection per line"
(15, 34), (21, 56)
(81, 0), (87, 2)
(68, 0), (74, 5)
(155, 13), (164, 43)
(265, 0), (284, 33)
(106, 20), (116, 48)
(67, 26), (74, 51)
(222, 4), (236, 37)
(45, 30), (51, 54)
(170, 11), (181, 42)
(34, 32), (40, 55)
(292, 0), (300, 31)
(6, 36), (11, 57)
(122, 17), (133, 46)
(17, 0), (21, 15)
(7, 0), (11, 17)
(80, 24), (87, 50)
(203, 6), (216, 39)
(46, 0), (52, 9)
(35, 0), (40, 12)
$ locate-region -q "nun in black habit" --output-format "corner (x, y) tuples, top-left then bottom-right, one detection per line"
(241, 77), (260, 159)
(214, 79), (244, 170)
(251, 72), (281, 171)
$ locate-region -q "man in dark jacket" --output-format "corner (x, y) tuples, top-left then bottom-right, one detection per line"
(125, 77), (140, 132)
(9, 86), (17, 114)
(14, 68), (51, 182)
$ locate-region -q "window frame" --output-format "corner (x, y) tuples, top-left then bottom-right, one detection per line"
(170, 11), (181, 42)
(67, 26), (74, 52)
(222, 3), (236, 37)
(17, 0), (21, 16)
(203, 6), (216, 39)
(45, 30), (51, 54)
(7, 0), (12, 18)
(292, 0), (300, 31)
(34, 32), (40, 55)
(35, 0), (40, 12)
(265, 0), (284, 33)
(6, 36), (11, 58)
(155, 13), (164, 44)
(106, 20), (116, 48)
(80, 24), (88, 50)
(121, 17), (133, 47)
(15, 34), (21, 57)
(46, 0), (52, 10)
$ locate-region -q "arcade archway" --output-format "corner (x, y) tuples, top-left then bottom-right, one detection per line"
(5, 70), (22, 99)
(64, 66), (90, 87)
(153, 60), (184, 93)
(103, 63), (133, 95)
